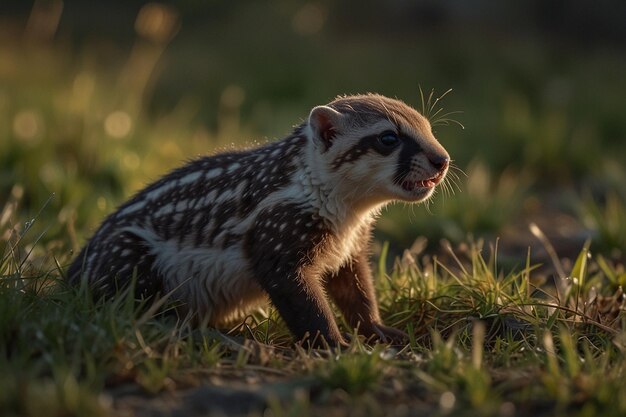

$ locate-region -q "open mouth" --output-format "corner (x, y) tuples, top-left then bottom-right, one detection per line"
(401, 172), (443, 192)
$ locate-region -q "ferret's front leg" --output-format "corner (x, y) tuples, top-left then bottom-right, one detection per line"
(258, 266), (345, 347)
(244, 222), (345, 347)
(325, 254), (407, 343)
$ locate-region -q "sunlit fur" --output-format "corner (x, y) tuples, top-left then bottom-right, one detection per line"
(69, 93), (450, 329)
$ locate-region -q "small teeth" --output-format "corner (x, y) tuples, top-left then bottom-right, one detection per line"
(401, 174), (441, 192)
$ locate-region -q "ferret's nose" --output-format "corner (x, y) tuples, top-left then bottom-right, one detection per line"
(428, 154), (450, 171)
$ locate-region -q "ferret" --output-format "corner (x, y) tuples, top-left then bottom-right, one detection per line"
(68, 93), (450, 346)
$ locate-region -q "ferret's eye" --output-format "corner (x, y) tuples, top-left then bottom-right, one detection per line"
(379, 132), (400, 147)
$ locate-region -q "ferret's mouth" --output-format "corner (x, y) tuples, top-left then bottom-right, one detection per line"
(401, 172), (444, 192)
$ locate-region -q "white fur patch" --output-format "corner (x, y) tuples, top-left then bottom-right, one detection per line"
(119, 225), (265, 324)
(117, 200), (147, 217)
(179, 171), (203, 185)
(200, 190), (218, 207)
(175, 200), (189, 212)
(205, 167), (223, 179)
(145, 181), (178, 201)
(227, 163), (241, 173)
(154, 203), (176, 218)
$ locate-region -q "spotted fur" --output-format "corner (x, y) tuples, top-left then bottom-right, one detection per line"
(68, 93), (450, 346)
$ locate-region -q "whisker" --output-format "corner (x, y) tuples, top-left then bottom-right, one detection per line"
(426, 89), (436, 118)
(446, 177), (458, 196)
(431, 88), (453, 114)
(442, 178), (453, 198)
(429, 107), (445, 122)
(417, 87), (464, 132)
(433, 118), (465, 130)
(424, 197), (432, 214)
(449, 163), (468, 178)
(447, 172), (462, 185)
(444, 168), (463, 191)
(448, 166), (462, 176)
(432, 109), (463, 121)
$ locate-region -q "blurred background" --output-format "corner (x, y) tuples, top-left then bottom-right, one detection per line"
(1, 1), (625, 267)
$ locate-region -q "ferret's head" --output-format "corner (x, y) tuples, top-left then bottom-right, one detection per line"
(306, 93), (450, 206)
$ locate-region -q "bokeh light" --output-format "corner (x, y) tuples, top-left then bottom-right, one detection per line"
(13, 110), (43, 144)
(104, 111), (133, 139)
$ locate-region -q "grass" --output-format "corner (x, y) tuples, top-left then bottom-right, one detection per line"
(1, 204), (625, 417)
(580, 191), (626, 257)
(2, 3), (626, 416)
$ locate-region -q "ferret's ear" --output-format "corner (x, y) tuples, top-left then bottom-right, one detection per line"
(308, 105), (343, 151)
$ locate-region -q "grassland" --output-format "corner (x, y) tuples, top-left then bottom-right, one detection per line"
(1, 3), (626, 416)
